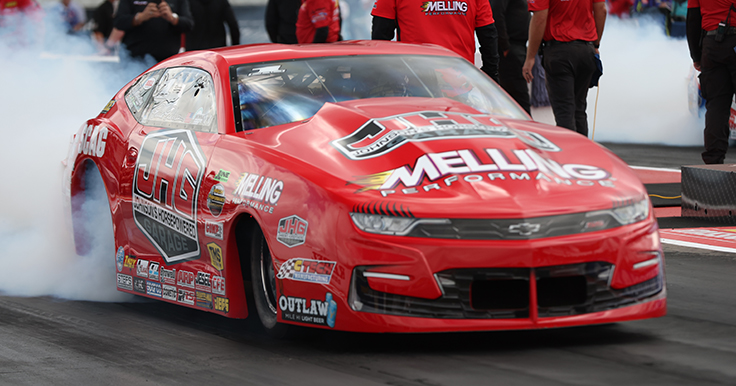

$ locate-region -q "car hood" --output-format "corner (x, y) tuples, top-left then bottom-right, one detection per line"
(262, 98), (645, 218)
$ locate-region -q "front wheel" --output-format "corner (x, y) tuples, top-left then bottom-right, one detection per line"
(249, 227), (291, 337)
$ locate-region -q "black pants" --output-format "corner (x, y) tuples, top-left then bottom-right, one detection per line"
(700, 34), (736, 164)
(498, 43), (531, 115)
(542, 41), (596, 136)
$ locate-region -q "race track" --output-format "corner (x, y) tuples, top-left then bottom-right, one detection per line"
(1, 146), (735, 385)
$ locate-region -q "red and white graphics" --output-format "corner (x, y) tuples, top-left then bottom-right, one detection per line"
(212, 275), (226, 296)
(132, 129), (206, 264)
(277, 215), (308, 247)
(177, 269), (195, 288)
(276, 258), (336, 284)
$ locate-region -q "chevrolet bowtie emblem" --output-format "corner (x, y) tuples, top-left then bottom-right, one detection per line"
(508, 222), (541, 236)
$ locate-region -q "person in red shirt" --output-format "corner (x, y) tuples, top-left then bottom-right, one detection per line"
(296, 0), (341, 43)
(522, 0), (607, 137)
(371, 0), (500, 82)
(687, 0), (736, 164)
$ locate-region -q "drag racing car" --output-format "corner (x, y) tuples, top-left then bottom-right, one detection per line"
(64, 41), (666, 334)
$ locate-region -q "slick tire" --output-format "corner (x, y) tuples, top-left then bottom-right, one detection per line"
(250, 227), (291, 338)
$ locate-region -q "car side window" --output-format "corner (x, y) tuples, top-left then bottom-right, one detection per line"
(139, 67), (218, 133)
(125, 69), (164, 119)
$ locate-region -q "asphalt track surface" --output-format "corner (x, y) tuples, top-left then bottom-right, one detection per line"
(1, 144), (736, 385)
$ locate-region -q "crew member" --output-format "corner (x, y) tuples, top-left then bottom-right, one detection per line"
(522, 0), (606, 136)
(295, 0), (341, 43)
(371, 0), (500, 82)
(687, 0), (736, 164)
(490, 0), (531, 114)
(114, 0), (194, 62)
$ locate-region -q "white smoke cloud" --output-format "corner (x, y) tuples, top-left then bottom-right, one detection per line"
(0, 11), (146, 301)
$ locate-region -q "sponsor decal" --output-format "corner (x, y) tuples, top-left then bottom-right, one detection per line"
(232, 172), (283, 214)
(101, 99), (115, 114)
(143, 76), (156, 89)
(148, 262), (160, 281)
(278, 292), (337, 328)
(207, 183), (225, 217)
(277, 258), (336, 284)
(205, 221), (224, 240)
(133, 277), (146, 294)
(207, 242), (223, 271)
(196, 291), (212, 309)
(350, 147), (615, 197)
(178, 288), (195, 305)
(248, 65), (285, 77)
(146, 281), (162, 297)
(177, 269), (195, 288)
(214, 296), (229, 313)
(117, 273), (133, 290)
(212, 275), (226, 296)
(214, 169), (231, 182)
(77, 124), (108, 157)
(162, 284), (177, 301)
(195, 271), (212, 292)
(116, 246), (124, 272)
(277, 215), (308, 247)
(132, 129), (206, 264)
(331, 111), (560, 161)
(124, 255), (137, 269)
(136, 259), (150, 278)
(421, 0), (467, 14)
(161, 267), (176, 285)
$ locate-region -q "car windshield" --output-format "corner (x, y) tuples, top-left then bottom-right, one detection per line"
(231, 55), (529, 131)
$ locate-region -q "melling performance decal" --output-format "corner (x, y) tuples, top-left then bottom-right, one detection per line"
(232, 172), (283, 214)
(276, 215), (308, 247)
(276, 258), (335, 284)
(132, 129), (206, 264)
(351, 147), (614, 197)
(279, 292), (337, 328)
(331, 111), (560, 160)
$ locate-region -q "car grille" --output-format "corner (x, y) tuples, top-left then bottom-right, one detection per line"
(350, 262), (663, 319)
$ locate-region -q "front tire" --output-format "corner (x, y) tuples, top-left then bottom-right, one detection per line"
(249, 227), (291, 337)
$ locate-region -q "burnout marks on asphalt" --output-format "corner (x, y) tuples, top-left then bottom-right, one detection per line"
(660, 227), (736, 254)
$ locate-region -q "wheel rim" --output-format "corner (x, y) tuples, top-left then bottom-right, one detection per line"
(259, 239), (278, 314)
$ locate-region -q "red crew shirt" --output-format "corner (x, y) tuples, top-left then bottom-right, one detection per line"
(0, 0), (40, 14)
(528, 0), (603, 43)
(371, 0), (495, 63)
(296, 0), (341, 43)
(689, 0), (736, 31)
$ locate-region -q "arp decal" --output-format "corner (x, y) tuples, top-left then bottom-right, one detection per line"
(77, 124), (108, 157)
(276, 258), (336, 285)
(205, 221), (224, 240)
(207, 183), (225, 217)
(116, 246), (124, 272)
(212, 275), (226, 295)
(195, 271), (212, 292)
(132, 129), (206, 264)
(351, 147), (614, 197)
(148, 262), (160, 281)
(331, 111), (560, 160)
(177, 269), (195, 288)
(162, 284), (177, 301)
(232, 172), (283, 214)
(178, 289), (195, 305)
(136, 259), (149, 278)
(279, 292), (337, 328)
(117, 273), (132, 290)
(196, 291), (212, 309)
(214, 169), (231, 182)
(146, 281), (162, 297)
(207, 242), (223, 271)
(277, 215), (308, 248)
(214, 296), (229, 313)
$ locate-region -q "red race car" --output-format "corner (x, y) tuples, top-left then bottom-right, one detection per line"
(63, 41), (666, 334)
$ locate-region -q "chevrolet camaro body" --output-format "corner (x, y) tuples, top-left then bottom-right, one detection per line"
(64, 41), (665, 333)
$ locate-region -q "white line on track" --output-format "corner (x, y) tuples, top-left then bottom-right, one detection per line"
(660, 238), (736, 254)
(630, 166), (681, 173)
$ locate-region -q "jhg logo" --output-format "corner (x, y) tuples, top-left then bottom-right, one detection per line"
(133, 129), (206, 264)
(277, 215), (308, 247)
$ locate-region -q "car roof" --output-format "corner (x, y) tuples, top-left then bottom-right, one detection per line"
(179, 40), (462, 67)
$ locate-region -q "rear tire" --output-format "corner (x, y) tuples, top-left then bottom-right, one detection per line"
(249, 227), (291, 338)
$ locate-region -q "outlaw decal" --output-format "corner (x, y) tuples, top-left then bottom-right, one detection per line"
(277, 258), (336, 285)
(133, 129), (206, 264)
(279, 292), (337, 328)
(351, 147), (614, 196)
(277, 215), (308, 247)
(331, 111), (560, 160)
